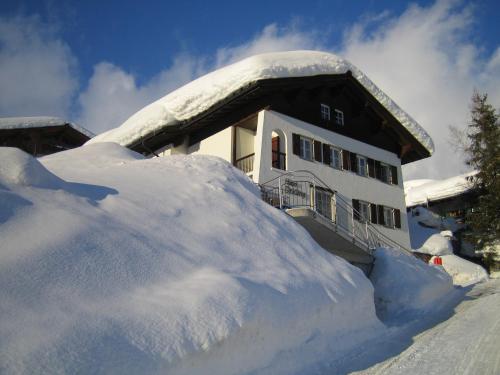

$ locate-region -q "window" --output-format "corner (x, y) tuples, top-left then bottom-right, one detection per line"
(334, 109), (344, 126)
(300, 137), (312, 160)
(330, 147), (342, 169)
(359, 201), (370, 222)
(320, 104), (331, 121)
(380, 163), (391, 183)
(315, 189), (333, 219)
(383, 207), (394, 228)
(357, 155), (367, 177)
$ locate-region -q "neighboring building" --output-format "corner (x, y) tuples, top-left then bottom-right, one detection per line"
(405, 171), (478, 220)
(405, 172), (480, 257)
(90, 51), (434, 259)
(0, 117), (94, 156)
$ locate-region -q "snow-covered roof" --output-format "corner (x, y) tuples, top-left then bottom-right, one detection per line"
(404, 171), (477, 207)
(89, 51), (434, 155)
(0, 116), (94, 138)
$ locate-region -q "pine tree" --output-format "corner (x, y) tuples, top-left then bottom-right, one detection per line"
(464, 92), (500, 271)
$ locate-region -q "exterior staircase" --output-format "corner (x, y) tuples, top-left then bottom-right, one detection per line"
(259, 170), (412, 275)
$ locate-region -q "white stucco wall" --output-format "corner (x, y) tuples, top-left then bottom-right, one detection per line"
(235, 127), (255, 159)
(188, 127), (233, 161)
(255, 110), (411, 249)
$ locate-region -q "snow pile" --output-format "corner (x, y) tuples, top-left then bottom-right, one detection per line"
(407, 206), (488, 286)
(439, 255), (489, 287)
(0, 144), (383, 375)
(88, 51), (434, 155)
(405, 171), (476, 207)
(0, 116), (94, 138)
(0, 147), (64, 189)
(370, 248), (453, 318)
(418, 233), (454, 256)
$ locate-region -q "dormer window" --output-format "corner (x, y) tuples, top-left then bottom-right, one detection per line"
(320, 104), (331, 121)
(334, 109), (344, 126)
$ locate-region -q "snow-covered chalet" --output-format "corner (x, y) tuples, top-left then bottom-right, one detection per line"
(91, 51), (434, 271)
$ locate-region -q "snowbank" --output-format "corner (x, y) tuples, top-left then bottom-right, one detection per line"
(0, 147), (64, 188)
(439, 255), (488, 287)
(418, 233), (454, 256)
(88, 51), (434, 155)
(0, 144), (382, 375)
(370, 248), (453, 319)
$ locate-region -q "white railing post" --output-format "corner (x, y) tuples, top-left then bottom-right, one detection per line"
(278, 177), (283, 209)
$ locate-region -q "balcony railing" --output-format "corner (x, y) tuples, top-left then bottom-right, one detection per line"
(272, 151), (286, 170)
(235, 153), (255, 174)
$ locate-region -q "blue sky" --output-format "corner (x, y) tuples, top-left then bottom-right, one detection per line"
(0, 0), (499, 178)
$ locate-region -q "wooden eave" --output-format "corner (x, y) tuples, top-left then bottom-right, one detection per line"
(129, 74), (431, 164)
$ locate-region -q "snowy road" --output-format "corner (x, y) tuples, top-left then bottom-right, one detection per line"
(352, 279), (500, 375)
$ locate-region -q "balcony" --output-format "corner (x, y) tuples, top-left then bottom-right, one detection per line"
(234, 153), (254, 174)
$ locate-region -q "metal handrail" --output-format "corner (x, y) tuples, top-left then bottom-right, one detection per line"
(259, 169), (413, 255)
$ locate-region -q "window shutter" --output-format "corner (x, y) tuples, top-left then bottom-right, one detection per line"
(292, 133), (300, 155)
(314, 140), (322, 162)
(368, 158), (375, 178)
(342, 150), (350, 170)
(370, 203), (378, 224)
(350, 152), (358, 173)
(322, 144), (331, 165)
(352, 199), (360, 221)
(391, 166), (399, 185)
(378, 205), (385, 225)
(375, 161), (382, 180)
(394, 209), (401, 228)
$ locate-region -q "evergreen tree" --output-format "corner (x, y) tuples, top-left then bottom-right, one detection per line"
(464, 92), (500, 271)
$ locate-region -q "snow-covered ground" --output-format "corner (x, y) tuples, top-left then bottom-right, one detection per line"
(0, 144), (457, 374)
(350, 278), (500, 375)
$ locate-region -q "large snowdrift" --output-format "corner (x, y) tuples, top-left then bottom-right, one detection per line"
(370, 248), (453, 319)
(0, 144), (383, 375)
(88, 51), (434, 155)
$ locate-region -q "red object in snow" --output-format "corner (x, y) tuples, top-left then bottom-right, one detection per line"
(433, 256), (443, 265)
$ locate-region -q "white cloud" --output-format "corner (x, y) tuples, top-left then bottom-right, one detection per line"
(76, 55), (204, 134)
(76, 24), (318, 134)
(0, 15), (77, 118)
(214, 23), (321, 67)
(2, 2), (497, 182)
(337, 0), (500, 180)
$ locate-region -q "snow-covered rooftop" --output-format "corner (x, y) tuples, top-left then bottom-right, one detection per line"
(404, 171), (477, 207)
(89, 51), (434, 155)
(0, 116), (94, 138)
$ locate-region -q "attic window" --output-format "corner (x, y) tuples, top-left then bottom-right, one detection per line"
(320, 104), (331, 121)
(334, 109), (344, 126)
